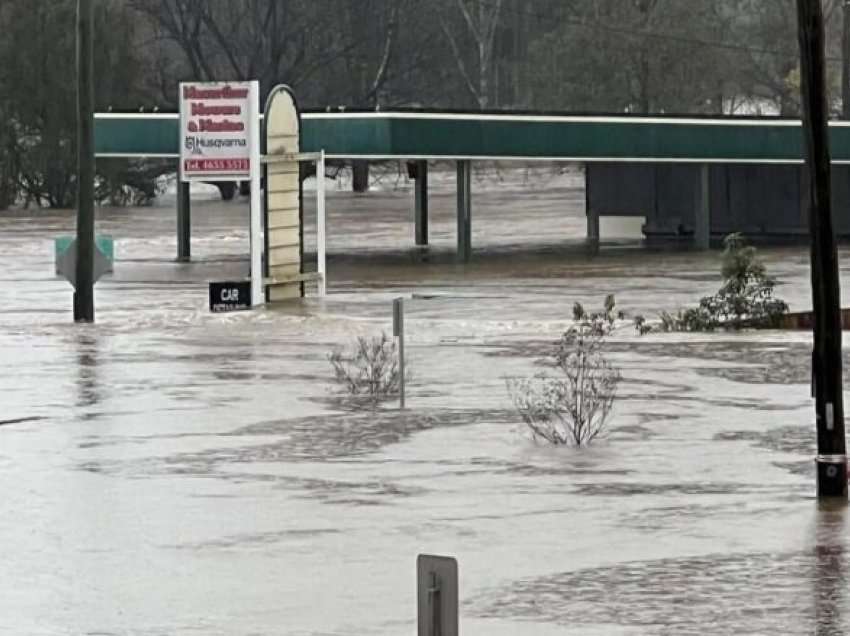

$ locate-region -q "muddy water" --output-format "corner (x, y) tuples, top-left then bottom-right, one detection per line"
(2, 168), (850, 635)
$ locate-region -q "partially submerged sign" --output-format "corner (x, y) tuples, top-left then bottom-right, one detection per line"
(56, 239), (112, 288)
(417, 554), (458, 636)
(209, 281), (252, 313)
(55, 235), (113, 275)
(181, 80), (263, 309)
(179, 82), (257, 182)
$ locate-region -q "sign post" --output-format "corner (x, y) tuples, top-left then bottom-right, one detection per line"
(393, 297), (405, 409)
(179, 81), (262, 308)
(417, 554), (458, 636)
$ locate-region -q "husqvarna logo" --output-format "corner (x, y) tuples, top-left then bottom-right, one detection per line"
(184, 136), (203, 155)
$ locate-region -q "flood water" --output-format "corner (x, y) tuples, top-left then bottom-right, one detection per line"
(3, 166), (850, 635)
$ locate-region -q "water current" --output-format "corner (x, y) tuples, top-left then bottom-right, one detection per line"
(2, 167), (849, 635)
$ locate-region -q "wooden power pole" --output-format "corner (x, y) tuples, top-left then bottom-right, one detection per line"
(797, 0), (847, 498)
(74, 0), (95, 322)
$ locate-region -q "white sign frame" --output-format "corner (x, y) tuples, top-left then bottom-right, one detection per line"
(180, 81), (263, 307)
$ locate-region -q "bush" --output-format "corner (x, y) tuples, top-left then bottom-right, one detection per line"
(634, 233), (788, 333)
(328, 333), (401, 407)
(508, 297), (621, 446)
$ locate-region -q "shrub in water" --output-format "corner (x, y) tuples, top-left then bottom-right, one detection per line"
(328, 332), (400, 407)
(634, 233), (788, 333)
(508, 296), (621, 446)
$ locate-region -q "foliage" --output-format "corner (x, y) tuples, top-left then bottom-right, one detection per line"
(96, 160), (171, 207)
(1, 0), (846, 206)
(0, 0), (153, 208)
(508, 296), (621, 446)
(328, 333), (401, 407)
(634, 233), (788, 333)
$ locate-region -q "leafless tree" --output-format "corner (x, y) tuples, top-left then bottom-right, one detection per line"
(438, 0), (504, 108)
(329, 333), (401, 407)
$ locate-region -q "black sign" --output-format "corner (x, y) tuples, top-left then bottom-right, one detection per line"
(209, 281), (252, 312)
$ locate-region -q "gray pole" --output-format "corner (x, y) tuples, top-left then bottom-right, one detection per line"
(456, 161), (472, 262)
(393, 297), (405, 409)
(797, 0), (847, 498)
(74, 0), (95, 322)
(415, 160), (429, 246)
(177, 174), (191, 262)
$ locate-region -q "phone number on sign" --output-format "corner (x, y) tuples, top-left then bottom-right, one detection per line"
(184, 158), (249, 172)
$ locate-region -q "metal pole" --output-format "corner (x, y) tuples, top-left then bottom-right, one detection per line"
(176, 171), (191, 262)
(248, 82), (263, 307)
(797, 0), (847, 499)
(393, 297), (405, 409)
(74, 0), (95, 322)
(456, 161), (471, 263)
(317, 150), (327, 297)
(415, 160), (429, 246)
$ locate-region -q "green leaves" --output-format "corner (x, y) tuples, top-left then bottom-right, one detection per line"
(635, 233), (789, 333)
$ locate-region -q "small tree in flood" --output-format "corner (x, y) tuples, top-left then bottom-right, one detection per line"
(634, 233), (788, 333)
(328, 333), (400, 407)
(508, 297), (621, 446)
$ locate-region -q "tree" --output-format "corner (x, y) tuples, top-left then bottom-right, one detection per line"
(130, 0), (362, 106)
(0, 0), (150, 208)
(438, 0), (505, 109)
(508, 297), (621, 446)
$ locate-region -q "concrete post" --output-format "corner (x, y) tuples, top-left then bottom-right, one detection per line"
(415, 160), (429, 246)
(177, 174), (191, 262)
(694, 164), (711, 250)
(456, 160), (471, 262)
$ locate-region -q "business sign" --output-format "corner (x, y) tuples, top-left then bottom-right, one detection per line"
(209, 281), (252, 312)
(179, 81), (258, 181)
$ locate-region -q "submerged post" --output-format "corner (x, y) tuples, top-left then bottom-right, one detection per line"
(415, 160), (429, 246)
(176, 173), (191, 262)
(797, 0), (847, 498)
(317, 150), (327, 297)
(74, 0), (95, 322)
(456, 161), (471, 262)
(393, 297), (405, 409)
(585, 164), (600, 242)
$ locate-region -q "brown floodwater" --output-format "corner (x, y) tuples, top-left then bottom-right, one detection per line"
(1, 166), (849, 635)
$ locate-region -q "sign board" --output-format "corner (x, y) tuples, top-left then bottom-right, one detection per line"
(55, 235), (113, 274)
(209, 281), (252, 313)
(180, 81), (258, 182)
(393, 297), (404, 337)
(56, 239), (112, 289)
(417, 554), (458, 636)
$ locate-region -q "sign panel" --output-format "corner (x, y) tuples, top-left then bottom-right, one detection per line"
(180, 82), (257, 182)
(56, 239), (112, 289)
(209, 281), (252, 313)
(417, 554), (458, 636)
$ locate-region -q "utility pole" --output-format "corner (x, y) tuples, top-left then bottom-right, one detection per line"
(74, 0), (95, 322)
(797, 0), (847, 499)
